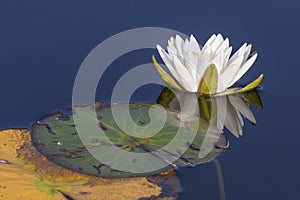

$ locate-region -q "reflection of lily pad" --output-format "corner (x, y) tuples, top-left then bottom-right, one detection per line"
(0, 129), (182, 200)
(31, 103), (227, 178)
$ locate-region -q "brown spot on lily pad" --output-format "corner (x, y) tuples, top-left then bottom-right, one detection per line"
(79, 191), (91, 195)
(99, 122), (108, 131)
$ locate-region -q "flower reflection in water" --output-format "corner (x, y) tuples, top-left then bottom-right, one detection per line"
(157, 87), (263, 200)
(157, 87), (263, 138)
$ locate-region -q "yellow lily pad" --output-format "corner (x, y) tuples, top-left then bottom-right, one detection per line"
(0, 129), (180, 200)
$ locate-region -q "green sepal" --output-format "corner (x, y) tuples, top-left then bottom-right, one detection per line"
(239, 74), (264, 93)
(242, 90), (263, 109)
(198, 64), (219, 94)
(152, 55), (182, 90)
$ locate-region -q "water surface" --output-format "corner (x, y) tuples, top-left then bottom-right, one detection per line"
(0, 1), (299, 199)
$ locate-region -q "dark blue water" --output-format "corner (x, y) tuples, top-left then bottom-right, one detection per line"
(1, 0), (299, 199)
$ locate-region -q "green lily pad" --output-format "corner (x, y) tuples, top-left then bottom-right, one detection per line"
(31, 103), (227, 178)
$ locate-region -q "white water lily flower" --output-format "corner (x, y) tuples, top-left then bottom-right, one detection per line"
(153, 34), (261, 94)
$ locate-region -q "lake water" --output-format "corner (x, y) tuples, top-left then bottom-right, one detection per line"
(1, 0), (299, 199)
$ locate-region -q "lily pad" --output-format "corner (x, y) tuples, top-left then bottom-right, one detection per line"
(0, 129), (181, 200)
(31, 103), (227, 178)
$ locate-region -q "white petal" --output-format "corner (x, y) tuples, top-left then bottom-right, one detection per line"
(224, 100), (243, 137)
(217, 82), (226, 93)
(183, 38), (193, 58)
(183, 38), (190, 51)
(167, 37), (177, 57)
(202, 44), (213, 56)
(203, 34), (217, 49)
(215, 96), (227, 130)
(228, 94), (256, 124)
(221, 54), (244, 88)
(212, 52), (224, 73)
(210, 33), (224, 54)
(215, 38), (229, 55)
(228, 53), (258, 87)
(157, 44), (172, 62)
(173, 55), (198, 92)
(212, 53), (227, 93)
(175, 35), (184, 59)
(236, 113), (243, 136)
(243, 44), (252, 62)
(235, 109), (245, 127)
(157, 45), (185, 87)
(221, 47), (232, 72)
(195, 57), (212, 83)
(157, 45), (172, 67)
(219, 63), (240, 89)
(174, 91), (200, 116)
(183, 51), (198, 81)
(228, 43), (247, 66)
(189, 34), (201, 54)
